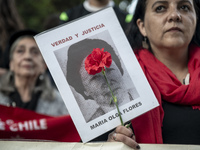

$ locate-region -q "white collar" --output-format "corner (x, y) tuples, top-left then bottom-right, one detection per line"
(83, 0), (115, 12)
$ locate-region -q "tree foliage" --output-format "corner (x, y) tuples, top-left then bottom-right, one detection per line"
(16, 0), (131, 32)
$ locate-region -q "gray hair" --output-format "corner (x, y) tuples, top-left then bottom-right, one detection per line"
(9, 35), (34, 60)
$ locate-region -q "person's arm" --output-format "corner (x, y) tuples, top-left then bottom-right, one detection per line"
(107, 125), (140, 149)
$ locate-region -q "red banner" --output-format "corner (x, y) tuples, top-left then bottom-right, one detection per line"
(0, 105), (80, 142)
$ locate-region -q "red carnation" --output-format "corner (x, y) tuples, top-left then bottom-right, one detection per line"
(84, 47), (124, 126)
(85, 48), (112, 75)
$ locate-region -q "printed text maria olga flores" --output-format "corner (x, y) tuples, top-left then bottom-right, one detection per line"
(90, 102), (142, 130)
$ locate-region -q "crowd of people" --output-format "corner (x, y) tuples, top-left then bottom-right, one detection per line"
(0, 0), (200, 149)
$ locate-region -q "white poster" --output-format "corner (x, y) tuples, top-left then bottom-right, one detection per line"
(34, 7), (159, 143)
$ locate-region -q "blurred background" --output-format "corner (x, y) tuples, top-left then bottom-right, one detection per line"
(16, 0), (138, 32)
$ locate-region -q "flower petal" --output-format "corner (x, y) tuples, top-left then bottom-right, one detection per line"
(84, 48), (112, 75)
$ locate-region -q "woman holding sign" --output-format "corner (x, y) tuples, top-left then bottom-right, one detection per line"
(107, 0), (200, 149)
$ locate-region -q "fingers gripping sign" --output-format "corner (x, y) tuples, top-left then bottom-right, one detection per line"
(107, 125), (140, 149)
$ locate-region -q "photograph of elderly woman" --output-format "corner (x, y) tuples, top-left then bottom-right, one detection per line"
(54, 30), (139, 123)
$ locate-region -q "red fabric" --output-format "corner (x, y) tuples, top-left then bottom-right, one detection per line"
(131, 45), (200, 143)
(0, 105), (80, 142)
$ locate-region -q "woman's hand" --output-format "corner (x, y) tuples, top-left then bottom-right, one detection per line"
(107, 125), (140, 149)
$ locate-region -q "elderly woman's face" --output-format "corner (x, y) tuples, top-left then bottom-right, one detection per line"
(137, 0), (197, 50)
(10, 37), (46, 78)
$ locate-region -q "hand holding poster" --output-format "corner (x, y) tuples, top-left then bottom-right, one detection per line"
(34, 7), (159, 143)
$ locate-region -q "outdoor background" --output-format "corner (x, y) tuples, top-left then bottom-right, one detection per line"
(16, 0), (134, 32)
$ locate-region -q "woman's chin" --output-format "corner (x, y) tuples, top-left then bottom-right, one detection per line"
(164, 38), (189, 49)
(17, 72), (38, 78)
